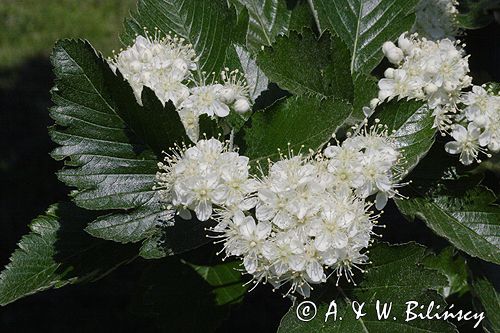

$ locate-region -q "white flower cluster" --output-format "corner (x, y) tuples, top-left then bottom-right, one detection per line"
(369, 33), (472, 133)
(155, 138), (258, 221)
(323, 124), (404, 210)
(445, 85), (500, 164)
(369, 32), (500, 166)
(109, 33), (197, 106)
(413, 0), (460, 40)
(224, 156), (376, 297)
(110, 32), (252, 142)
(156, 126), (404, 297)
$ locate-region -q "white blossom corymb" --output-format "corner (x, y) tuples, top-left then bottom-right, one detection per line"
(155, 138), (258, 221)
(217, 154), (377, 297)
(110, 33), (252, 142)
(155, 123), (404, 297)
(109, 32), (197, 106)
(369, 32), (471, 133)
(413, 0), (459, 40)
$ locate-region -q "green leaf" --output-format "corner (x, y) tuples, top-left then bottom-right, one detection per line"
(85, 201), (165, 243)
(189, 260), (248, 305)
(0, 203), (138, 306)
(351, 74), (378, 122)
(374, 100), (436, 174)
(49, 39), (179, 245)
(423, 247), (469, 298)
(122, 0), (236, 75)
(278, 243), (456, 332)
(289, 0), (314, 33)
(49, 39), (211, 254)
(473, 278), (500, 333)
(243, 95), (352, 167)
(396, 186), (500, 265)
(308, 0), (419, 75)
(257, 29), (353, 101)
(233, 0), (292, 53)
(130, 257), (244, 332)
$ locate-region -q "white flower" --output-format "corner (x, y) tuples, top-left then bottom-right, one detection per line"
(153, 77), (190, 107)
(310, 206), (350, 251)
(460, 85), (500, 154)
(324, 123), (404, 210)
(219, 69), (250, 104)
(223, 212), (271, 274)
(178, 106), (200, 142)
(445, 124), (482, 165)
(157, 128), (398, 297)
(180, 84), (230, 117)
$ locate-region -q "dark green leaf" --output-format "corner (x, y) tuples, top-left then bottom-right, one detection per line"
(243, 95), (352, 167)
(351, 74), (378, 122)
(257, 29), (353, 101)
(49, 39), (179, 246)
(423, 247), (469, 297)
(85, 200), (164, 243)
(308, 0), (419, 75)
(232, 0), (292, 53)
(396, 186), (500, 265)
(289, 0), (314, 33)
(473, 278), (500, 333)
(189, 260), (248, 305)
(123, 0), (237, 76)
(50, 40), (184, 211)
(0, 203), (138, 306)
(374, 100), (436, 174)
(278, 243), (455, 332)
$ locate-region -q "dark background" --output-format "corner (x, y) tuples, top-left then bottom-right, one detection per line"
(0, 2), (499, 332)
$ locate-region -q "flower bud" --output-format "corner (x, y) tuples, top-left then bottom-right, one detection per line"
(234, 98), (251, 114)
(219, 87), (236, 104)
(382, 41), (397, 55)
(384, 68), (395, 79)
(386, 48), (404, 64)
(424, 83), (438, 94)
(370, 98), (380, 109)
